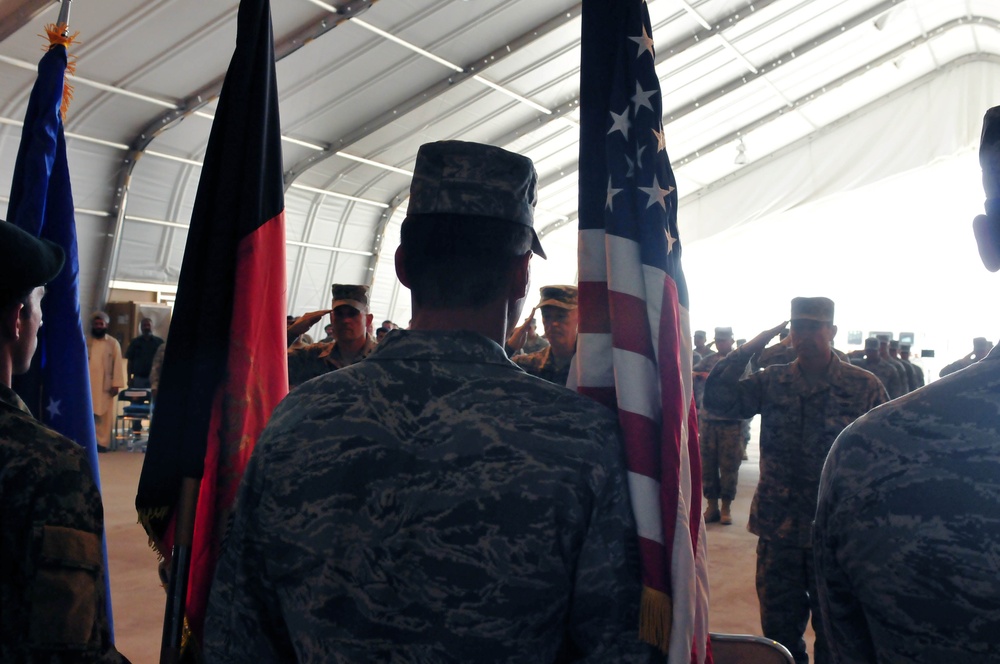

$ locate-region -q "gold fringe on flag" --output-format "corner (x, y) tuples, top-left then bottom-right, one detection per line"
(639, 585), (673, 653)
(42, 23), (79, 120)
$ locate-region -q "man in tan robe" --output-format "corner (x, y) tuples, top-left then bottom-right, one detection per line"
(87, 311), (125, 451)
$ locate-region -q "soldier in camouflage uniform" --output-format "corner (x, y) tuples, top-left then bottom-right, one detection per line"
(876, 334), (909, 396)
(511, 285), (577, 386)
(815, 105), (1000, 662)
(887, 339), (918, 392)
(694, 327), (747, 525)
(0, 222), (126, 662)
(856, 337), (904, 399)
(938, 336), (991, 377)
(704, 297), (887, 664)
(205, 140), (658, 662)
(286, 284), (377, 388)
(898, 342), (925, 389)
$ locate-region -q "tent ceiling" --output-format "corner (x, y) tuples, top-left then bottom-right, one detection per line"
(0, 0), (998, 325)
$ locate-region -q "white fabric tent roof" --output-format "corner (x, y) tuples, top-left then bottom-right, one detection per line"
(0, 0), (998, 335)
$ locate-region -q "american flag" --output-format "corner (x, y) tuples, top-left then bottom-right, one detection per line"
(576, 1), (709, 661)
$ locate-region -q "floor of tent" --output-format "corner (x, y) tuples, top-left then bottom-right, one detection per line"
(100, 419), (815, 663)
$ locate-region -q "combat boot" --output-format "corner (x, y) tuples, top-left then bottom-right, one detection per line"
(720, 500), (733, 525)
(704, 498), (720, 523)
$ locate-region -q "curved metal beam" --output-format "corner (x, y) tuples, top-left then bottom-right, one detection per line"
(489, 0), (901, 149)
(97, 0), (377, 307)
(282, 3), (584, 187)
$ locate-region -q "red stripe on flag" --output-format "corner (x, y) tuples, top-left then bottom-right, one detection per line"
(638, 536), (668, 590)
(619, 409), (661, 475)
(686, 399), (703, 554)
(657, 275), (684, 596)
(576, 385), (618, 412)
(185, 212), (288, 638)
(578, 280), (611, 334)
(608, 290), (654, 358)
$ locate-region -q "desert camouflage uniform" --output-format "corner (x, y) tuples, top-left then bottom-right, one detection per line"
(892, 355), (918, 392)
(815, 346), (1000, 663)
(884, 355), (910, 396)
(704, 349), (887, 664)
(206, 331), (659, 663)
(859, 358), (905, 400)
(0, 384), (126, 663)
(902, 358), (925, 389)
(286, 336), (377, 388)
(512, 344), (573, 387)
(753, 344), (850, 371)
(694, 352), (746, 501)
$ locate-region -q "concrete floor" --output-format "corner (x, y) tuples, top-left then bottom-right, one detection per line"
(98, 419), (814, 662)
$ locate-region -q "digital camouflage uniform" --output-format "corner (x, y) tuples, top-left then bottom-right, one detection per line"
(512, 344), (572, 386)
(286, 336), (377, 388)
(693, 351), (746, 503)
(0, 384), (126, 663)
(705, 349), (887, 664)
(205, 331), (658, 663)
(815, 346), (1000, 663)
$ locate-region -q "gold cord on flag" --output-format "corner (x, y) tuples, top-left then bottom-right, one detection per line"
(639, 585), (673, 653)
(42, 23), (79, 120)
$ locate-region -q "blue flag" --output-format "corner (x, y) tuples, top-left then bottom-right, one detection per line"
(7, 39), (114, 637)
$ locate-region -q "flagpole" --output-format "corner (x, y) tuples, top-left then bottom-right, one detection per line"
(160, 477), (200, 664)
(56, 0), (71, 31)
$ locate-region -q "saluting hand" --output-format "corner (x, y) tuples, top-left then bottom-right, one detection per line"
(506, 306), (538, 352)
(746, 321), (789, 353)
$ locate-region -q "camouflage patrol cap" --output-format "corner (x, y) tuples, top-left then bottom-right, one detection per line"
(900, 343), (911, 351)
(714, 326), (734, 340)
(407, 140), (546, 259)
(864, 337), (879, 351)
(790, 297), (834, 323)
(694, 330), (707, 340)
(538, 285), (578, 310)
(0, 220), (64, 302)
(889, 339), (900, 350)
(876, 334), (890, 344)
(331, 284), (370, 313)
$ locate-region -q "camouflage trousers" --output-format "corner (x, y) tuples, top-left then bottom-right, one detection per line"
(756, 539), (829, 664)
(700, 419), (744, 500)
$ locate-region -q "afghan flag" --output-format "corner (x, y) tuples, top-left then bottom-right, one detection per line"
(7, 25), (116, 635)
(576, 1), (710, 661)
(135, 0), (288, 648)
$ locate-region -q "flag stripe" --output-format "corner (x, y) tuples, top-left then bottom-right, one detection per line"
(575, 332), (614, 387)
(609, 290), (654, 357)
(578, 281), (611, 334)
(612, 348), (660, 421)
(578, 228), (608, 281)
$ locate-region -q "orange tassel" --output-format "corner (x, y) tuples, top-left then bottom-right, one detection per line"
(638, 585), (673, 653)
(41, 23), (80, 120)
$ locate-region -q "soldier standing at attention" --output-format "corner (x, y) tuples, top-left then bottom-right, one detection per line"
(876, 334), (909, 396)
(205, 141), (658, 662)
(694, 327), (747, 525)
(705, 297), (887, 664)
(815, 103), (1000, 663)
(511, 285), (578, 386)
(886, 339), (918, 392)
(0, 222), (127, 662)
(898, 342), (925, 388)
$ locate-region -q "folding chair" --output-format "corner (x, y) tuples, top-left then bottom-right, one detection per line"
(115, 388), (152, 452)
(710, 633), (795, 664)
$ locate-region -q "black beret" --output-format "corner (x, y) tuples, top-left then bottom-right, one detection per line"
(0, 220), (65, 298)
